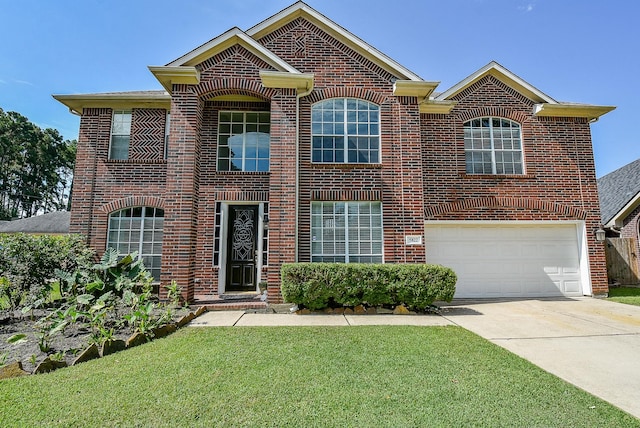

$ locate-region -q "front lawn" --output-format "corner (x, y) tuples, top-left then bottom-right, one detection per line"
(608, 286), (640, 306)
(0, 326), (636, 427)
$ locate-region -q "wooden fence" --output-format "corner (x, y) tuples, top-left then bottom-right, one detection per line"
(605, 237), (640, 285)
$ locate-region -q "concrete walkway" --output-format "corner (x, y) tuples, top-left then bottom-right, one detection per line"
(188, 310), (452, 327)
(188, 297), (640, 420)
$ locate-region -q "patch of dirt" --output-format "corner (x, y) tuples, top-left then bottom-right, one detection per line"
(0, 307), (191, 373)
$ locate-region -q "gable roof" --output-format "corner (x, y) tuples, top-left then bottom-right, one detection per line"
(435, 61), (556, 104)
(598, 159), (640, 227)
(164, 27), (301, 72)
(432, 61), (615, 120)
(0, 211), (70, 234)
(246, 1), (423, 81)
(53, 3), (614, 121)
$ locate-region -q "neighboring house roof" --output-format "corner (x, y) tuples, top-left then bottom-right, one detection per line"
(598, 158), (640, 227)
(0, 211), (70, 234)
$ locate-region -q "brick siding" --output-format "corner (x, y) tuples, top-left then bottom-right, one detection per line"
(69, 15), (609, 301)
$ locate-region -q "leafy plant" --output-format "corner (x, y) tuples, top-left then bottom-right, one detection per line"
(49, 351), (65, 362)
(281, 263), (457, 310)
(7, 333), (27, 345)
(0, 276), (22, 310)
(0, 234), (94, 310)
(165, 280), (182, 307)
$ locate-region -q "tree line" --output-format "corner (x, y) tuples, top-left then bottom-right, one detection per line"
(0, 108), (76, 220)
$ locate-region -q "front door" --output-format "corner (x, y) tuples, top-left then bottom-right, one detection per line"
(226, 205), (258, 292)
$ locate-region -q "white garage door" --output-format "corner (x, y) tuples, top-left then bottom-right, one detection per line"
(425, 223), (585, 298)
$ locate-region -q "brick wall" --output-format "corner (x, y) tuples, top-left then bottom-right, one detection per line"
(71, 108), (168, 258)
(421, 75), (607, 295)
(70, 15), (608, 301)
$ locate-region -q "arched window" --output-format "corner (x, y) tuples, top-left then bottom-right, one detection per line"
(312, 98), (380, 163)
(107, 207), (164, 281)
(464, 117), (523, 175)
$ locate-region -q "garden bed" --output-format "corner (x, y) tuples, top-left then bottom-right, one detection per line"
(0, 306), (199, 375)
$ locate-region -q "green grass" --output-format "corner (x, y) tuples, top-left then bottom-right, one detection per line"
(608, 286), (640, 306)
(0, 326), (636, 427)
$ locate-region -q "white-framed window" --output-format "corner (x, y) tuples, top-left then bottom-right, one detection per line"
(464, 117), (523, 175)
(107, 207), (164, 281)
(312, 98), (380, 163)
(217, 111), (270, 172)
(109, 110), (132, 160)
(311, 201), (383, 263)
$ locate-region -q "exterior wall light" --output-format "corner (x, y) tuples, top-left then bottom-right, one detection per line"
(595, 227), (607, 242)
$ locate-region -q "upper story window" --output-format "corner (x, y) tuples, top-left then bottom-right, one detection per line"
(464, 117), (523, 175)
(107, 207), (164, 281)
(109, 110), (132, 160)
(312, 98), (380, 164)
(217, 111), (270, 172)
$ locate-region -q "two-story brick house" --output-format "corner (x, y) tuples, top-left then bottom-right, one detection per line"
(54, 1), (614, 303)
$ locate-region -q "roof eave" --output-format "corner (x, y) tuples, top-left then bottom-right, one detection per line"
(165, 28), (299, 74)
(419, 100), (458, 114)
(533, 103), (616, 121)
(260, 70), (314, 96)
(148, 66), (201, 93)
(393, 80), (440, 100)
(605, 191), (640, 228)
(52, 92), (172, 115)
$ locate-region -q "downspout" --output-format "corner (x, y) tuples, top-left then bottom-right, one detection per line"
(295, 82), (313, 262)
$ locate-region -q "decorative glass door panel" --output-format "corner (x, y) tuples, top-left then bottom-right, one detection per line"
(226, 205), (258, 291)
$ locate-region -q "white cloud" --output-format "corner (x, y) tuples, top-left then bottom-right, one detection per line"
(518, 2), (535, 12)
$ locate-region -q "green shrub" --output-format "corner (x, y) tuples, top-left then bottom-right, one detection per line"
(281, 263), (456, 310)
(0, 233), (95, 309)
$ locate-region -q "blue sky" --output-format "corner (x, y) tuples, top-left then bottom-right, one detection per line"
(1, 0), (637, 177)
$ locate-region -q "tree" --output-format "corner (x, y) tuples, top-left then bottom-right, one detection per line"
(0, 108), (76, 219)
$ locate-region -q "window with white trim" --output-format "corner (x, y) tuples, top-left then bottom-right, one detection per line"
(311, 201), (383, 263)
(217, 111), (270, 172)
(109, 110), (132, 160)
(312, 98), (380, 163)
(107, 207), (164, 281)
(464, 117), (523, 174)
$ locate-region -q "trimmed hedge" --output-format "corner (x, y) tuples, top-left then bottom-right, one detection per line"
(281, 263), (456, 311)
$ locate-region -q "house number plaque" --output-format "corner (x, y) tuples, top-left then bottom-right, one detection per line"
(405, 235), (423, 245)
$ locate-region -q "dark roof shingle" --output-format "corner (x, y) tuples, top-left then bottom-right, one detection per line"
(0, 211), (70, 234)
(598, 159), (640, 224)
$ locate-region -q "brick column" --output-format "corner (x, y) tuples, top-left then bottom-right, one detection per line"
(267, 89), (298, 302)
(69, 108), (112, 247)
(160, 86), (203, 302)
(381, 97), (426, 263)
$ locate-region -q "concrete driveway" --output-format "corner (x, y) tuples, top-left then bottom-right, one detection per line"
(440, 297), (640, 420)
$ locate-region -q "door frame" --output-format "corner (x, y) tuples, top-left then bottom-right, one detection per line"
(218, 201), (267, 295)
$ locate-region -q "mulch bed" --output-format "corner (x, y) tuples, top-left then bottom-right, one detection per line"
(0, 306), (195, 375)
